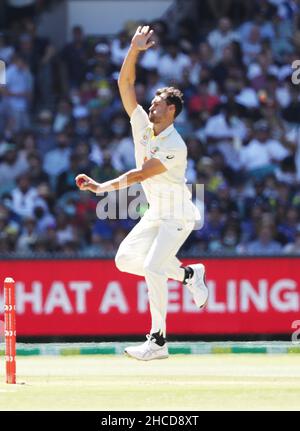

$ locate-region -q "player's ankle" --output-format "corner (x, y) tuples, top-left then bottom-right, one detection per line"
(151, 331), (166, 346)
(183, 266), (194, 284)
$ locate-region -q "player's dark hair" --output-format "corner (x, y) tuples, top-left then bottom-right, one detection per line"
(155, 87), (184, 118)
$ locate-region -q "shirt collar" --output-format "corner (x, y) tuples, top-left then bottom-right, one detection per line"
(150, 123), (174, 139)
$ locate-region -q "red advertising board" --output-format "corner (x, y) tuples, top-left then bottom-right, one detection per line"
(0, 258), (299, 336)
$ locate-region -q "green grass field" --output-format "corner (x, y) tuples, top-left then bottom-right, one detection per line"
(1, 354), (300, 411)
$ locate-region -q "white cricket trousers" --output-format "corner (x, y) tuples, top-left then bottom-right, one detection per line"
(115, 212), (194, 337)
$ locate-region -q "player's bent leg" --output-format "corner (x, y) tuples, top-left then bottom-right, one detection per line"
(115, 215), (159, 275)
(115, 249), (145, 276)
(142, 220), (193, 341)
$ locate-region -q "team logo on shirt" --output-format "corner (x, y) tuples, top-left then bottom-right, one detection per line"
(150, 146), (160, 155)
(140, 135), (148, 146)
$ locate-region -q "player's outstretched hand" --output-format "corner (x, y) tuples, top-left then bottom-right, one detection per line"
(131, 25), (155, 51)
(75, 174), (98, 193)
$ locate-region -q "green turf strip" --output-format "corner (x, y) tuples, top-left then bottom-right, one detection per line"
(79, 347), (116, 355)
(232, 346), (267, 354)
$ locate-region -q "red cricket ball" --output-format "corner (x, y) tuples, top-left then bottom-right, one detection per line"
(77, 177), (87, 187)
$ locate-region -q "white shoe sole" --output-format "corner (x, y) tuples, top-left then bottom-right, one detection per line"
(124, 349), (169, 361)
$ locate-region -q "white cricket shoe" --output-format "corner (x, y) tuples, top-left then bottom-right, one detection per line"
(184, 263), (208, 308)
(125, 334), (169, 361)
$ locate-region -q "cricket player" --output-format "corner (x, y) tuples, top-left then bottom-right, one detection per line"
(76, 26), (208, 361)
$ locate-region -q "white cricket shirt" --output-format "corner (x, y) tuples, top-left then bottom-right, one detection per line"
(130, 105), (199, 222)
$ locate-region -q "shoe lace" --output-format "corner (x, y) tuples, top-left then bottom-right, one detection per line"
(185, 273), (193, 288)
(143, 334), (156, 351)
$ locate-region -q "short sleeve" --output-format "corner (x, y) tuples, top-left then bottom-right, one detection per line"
(152, 147), (184, 170)
(130, 105), (150, 141)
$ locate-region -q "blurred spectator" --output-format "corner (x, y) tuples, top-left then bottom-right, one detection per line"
(157, 39), (191, 83)
(240, 120), (290, 179)
(0, 142), (29, 193)
(207, 17), (240, 62)
(2, 54), (33, 132)
(43, 131), (71, 179)
(0, 32), (15, 63)
(61, 25), (89, 90)
(27, 152), (49, 186)
(241, 24), (262, 65)
(140, 32), (162, 71)
(245, 224), (282, 254)
(283, 229), (300, 254)
(10, 173), (39, 218)
(35, 109), (56, 154)
(111, 30), (130, 67)
(56, 153), (81, 197)
(188, 79), (220, 115)
(16, 216), (38, 252)
(204, 105), (248, 171)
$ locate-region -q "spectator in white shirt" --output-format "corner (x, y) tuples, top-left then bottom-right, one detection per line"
(204, 107), (248, 171)
(240, 120), (290, 178)
(11, 173), (39, 219)
(241, 24), (262, 65)
(207, 17), (239, 62)
(3, 55), (33, 132)
(111, 30), (130, 67)
(157, 40), (191, 83)
(140, 33), (162, 71)
(43, 131), (71, 179)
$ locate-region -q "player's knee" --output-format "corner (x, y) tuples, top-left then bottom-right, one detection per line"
(115, 250), (130, 272)
(143, 261), (161, 276)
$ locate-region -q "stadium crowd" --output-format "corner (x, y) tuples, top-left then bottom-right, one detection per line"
(1, 0), (300, 257)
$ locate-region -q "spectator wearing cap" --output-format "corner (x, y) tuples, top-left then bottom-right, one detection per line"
(92, 42), (115, 78)
(240, 120), (290, 179)
(2, 54), (33, 132)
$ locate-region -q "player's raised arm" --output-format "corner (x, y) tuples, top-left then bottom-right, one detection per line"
(118, 25), (155, 117)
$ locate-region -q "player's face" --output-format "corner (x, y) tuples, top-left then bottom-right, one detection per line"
(149, 95), (170, 123)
